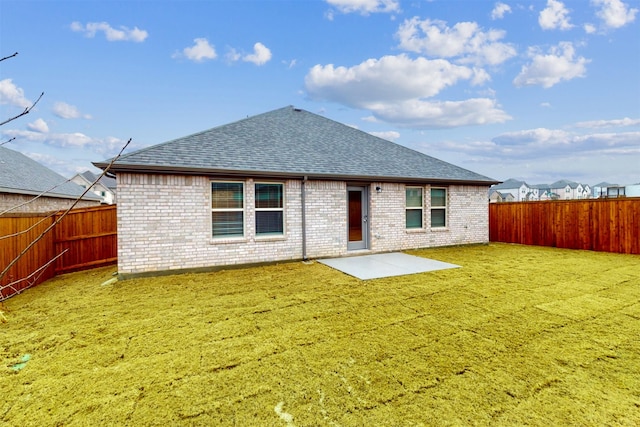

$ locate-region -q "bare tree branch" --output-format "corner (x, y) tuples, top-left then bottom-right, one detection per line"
(0, 91), (44, 127)
(0, 138), (131, 285)
(0, 249), (68, 302)
(0, 52), (18, 62)
(0, 137), (16, 146)
(0, 212), (56, 241)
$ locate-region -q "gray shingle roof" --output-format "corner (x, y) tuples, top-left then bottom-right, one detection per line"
(0, 146), (99, 200)
(95, 106), (497, 184)
(491, 178), (526, 190)
(550, 179), (581, 189)
(79, 170), (117, 189)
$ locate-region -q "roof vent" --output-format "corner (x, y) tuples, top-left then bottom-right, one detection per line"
(293, 107), (302, 112)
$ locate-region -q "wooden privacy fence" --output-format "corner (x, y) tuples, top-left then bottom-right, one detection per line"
(489, 198), (640, 254)
(0, 205), (117, 300)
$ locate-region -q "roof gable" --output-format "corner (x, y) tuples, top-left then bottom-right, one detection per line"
(96, 106), (496, 185)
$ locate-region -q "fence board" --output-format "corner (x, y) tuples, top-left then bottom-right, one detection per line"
(54, 205), (118, 274)
(0, 215), (56, 299)
(489, 198), (640, 254)
(1, 205), (117, 300)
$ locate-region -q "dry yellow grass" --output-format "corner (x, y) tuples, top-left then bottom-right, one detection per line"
(2, 243), (639, 426)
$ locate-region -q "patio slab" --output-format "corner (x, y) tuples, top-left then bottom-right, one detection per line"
(318, 252), (460, 280)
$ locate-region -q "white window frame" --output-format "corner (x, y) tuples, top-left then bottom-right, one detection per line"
(254, 182), (285, 237)
(430, 187), (447, 228)
(405, 186), (424, 229)
(211, 181), (245, 239)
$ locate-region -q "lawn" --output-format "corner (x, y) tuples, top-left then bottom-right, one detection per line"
(2, 243), (639, 426)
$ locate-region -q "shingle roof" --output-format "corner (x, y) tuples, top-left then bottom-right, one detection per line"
(550, 179), (581, 189)
(95, 106), (497, 185)
(79, 170), (117, 189)
(491, 178), (526, 190)
(0, 146), (99, 200)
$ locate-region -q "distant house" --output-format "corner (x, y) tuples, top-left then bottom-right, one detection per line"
(489, 190), (515, 203)
(593, 182), (617, 198)
(549, 180), (591, 200)
(625, 184), (640, 197)
(607, 186), (626, 198)
(0, 146), (101, 213)
(489, 179), (538, 201)
(71, 171), (117, 204)
(538, 188), (560, 201)
(491, 178), (596, 201)
(592, 182), (639, 198)
(95, 106), (498, 278)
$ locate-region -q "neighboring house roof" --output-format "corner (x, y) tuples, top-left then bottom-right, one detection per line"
(95, 106), (498, 185)
(593, 182), (617, 188)
(530, 184), (550, 189)
(550, 179), (581, 189)
(78, 170), (117, 190)
(491, 178), (527, 190)
(492, 191), (513, 199)
(0, 146), (100, 201)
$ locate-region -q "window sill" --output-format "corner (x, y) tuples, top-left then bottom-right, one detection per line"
(210, 237), (248, 245)
(430, 227), (449, 232)
(255, 234), (287, 242)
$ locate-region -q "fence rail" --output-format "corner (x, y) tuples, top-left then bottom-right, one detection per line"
(1, 205), (117, 300)
(489, 198), (640, 254)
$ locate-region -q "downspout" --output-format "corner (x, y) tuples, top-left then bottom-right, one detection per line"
(301, 175), (308, 261)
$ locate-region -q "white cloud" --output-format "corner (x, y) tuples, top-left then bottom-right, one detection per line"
(396, 18), (516, 66)
(25, 151), (74, 173)
(326, 0), (399, 15)
(305, 54), (474, 105)
(539, 0), (574, 30)
(27, 118), (49, 133)
(540, 102), (552, 108)
(305, 54), (511, 128)
(0, 79), (31, 109)
(432, 128), (640, 161)
(592, 0), (637, 29)
(367, 98), (511, 129)
(584, 23), (597, 33)
(369, 130), (400, 141)
(513, 42), (589, 88)
(225, 47), (242, 63)
(491, 2), (512, 20)
(52, 102), (92, 119)
(225, 43), (272, 65)
(574, 117), (640, 128)
(3, 128), (126, 154)
(243, 42), (272, 65)
(70, 21), (148, 42)
(175, 38), (217, 62)
(491, 128), (640, 157)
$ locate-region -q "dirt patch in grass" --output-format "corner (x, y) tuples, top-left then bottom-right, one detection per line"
(2, 243), (639, 425)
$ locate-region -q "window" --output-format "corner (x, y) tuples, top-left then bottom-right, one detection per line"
(430, 188), (447, 228)
(255, 183), (284, 236)
(211, 182), (244, 238)
(405, 187), (423, 229)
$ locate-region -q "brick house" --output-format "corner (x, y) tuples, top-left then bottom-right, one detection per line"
(0, 145), (100, 213)
(95, 106), (498, 278)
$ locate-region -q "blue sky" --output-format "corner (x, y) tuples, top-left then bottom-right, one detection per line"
(1, 0), (638, 186)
